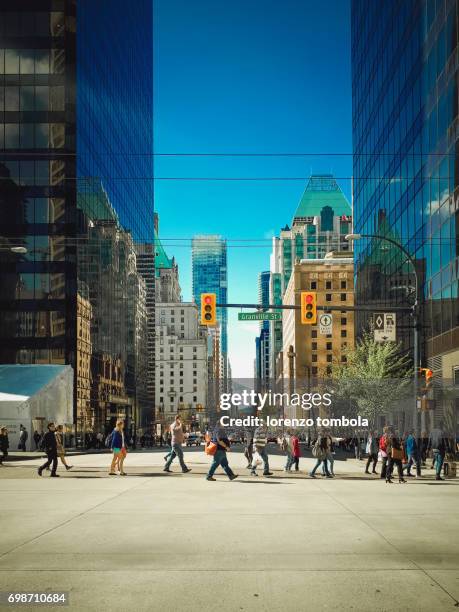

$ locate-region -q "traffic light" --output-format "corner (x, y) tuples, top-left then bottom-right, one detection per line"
(300, 291), (317, 325)
(200, 293), (217, 325)
(419, 368), (433, 394)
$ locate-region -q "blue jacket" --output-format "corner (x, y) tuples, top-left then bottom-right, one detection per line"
(405, 435), (417, 455)
(111, 429), (126, 449)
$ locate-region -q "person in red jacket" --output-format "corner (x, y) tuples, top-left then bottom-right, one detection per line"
(290, 433), (301, 471)
(379, 426), (390, 480)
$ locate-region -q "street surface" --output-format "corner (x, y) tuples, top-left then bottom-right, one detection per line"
(0, 448), (458, 611)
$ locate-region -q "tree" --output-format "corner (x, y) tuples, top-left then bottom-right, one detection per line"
(329, 330), (412, 429)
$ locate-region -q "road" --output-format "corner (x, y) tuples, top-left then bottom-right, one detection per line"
(0, 448), (458, 611)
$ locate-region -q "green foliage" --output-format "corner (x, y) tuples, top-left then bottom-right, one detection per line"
(330, 331), (412, 427)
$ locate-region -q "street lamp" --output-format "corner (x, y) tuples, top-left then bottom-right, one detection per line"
(345, 233), (420, 434)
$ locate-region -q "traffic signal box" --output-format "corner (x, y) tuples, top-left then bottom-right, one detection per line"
(418, 368), (434, 411)
(300, 291), (317, 325)
(200, 293), (217, 325)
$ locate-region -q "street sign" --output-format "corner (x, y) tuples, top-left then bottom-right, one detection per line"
(374, 312), (396, 342)
(238, 312), (281, 321)
(319, 313), (333, 335)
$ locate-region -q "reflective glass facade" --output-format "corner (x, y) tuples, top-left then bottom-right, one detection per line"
(191, 235), (228, 363)
(352, 0), (459, 372)
(0, 1), (154, 431)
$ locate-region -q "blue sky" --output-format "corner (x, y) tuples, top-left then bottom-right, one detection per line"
(153, 0), (353, 376)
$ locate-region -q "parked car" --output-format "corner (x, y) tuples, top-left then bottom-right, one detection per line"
(186, 434), (202, 447)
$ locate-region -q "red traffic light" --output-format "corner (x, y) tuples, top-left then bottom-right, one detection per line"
(305, 294), (314, 303)
(204, 296), (212, 305)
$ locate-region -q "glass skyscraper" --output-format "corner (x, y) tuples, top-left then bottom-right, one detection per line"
(0, 1), (154, 431)
(352, 0), (459, 427)
(191, 235), (228, 366)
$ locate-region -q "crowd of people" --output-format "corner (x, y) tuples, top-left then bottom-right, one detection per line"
(0, 417), (455, 483)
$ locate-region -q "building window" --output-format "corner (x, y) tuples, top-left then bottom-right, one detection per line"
(311, 330), (317, 338)
(326, 342), (332, 350)
(326, 294), (332, 302)
(312, 342), (317, 350)
(312, 354), (318, 362)
(311, 281), (317, 290)
(193, 396), (197, 402)
(340, 293), (346, 301)
(454, 368), (459, 386)
(341, 280), (347, 289)
(341, 330), (347, 338)
(341, 317), (346, 325)
(179, 396), (183, 402)
(326, 354), (332, 363)
(325, 281), (332, 289)
(311, 366), (318, 376)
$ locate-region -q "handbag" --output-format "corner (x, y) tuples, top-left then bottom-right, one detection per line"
(205, 441), (218, 456)
(391, 447), (403, 460)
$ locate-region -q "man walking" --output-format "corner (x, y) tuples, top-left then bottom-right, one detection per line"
(250, 425), (272, 476)
(365, 431), (379, 474)
(18, 425), (28, 451)
(163, 415), (191, 474)
(38, 422), (59, 477)
(404, 429), (421, 478)
(428, 421), (449, 481)
(206, 424), (238, 481)
(244, 427), (254, 469)
(33, 430), (41, 450)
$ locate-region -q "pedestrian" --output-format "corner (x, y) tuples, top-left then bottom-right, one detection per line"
(33, 430), (41, 450)
(322, 430), (335, 476)
(163, 415), (191, 474)
(206, 425), (238, 481)
(55, 425), (73, 471)
(280, 430), (293, 471)
(108, 419), (128, 476)
(18, 425), (28, 451)
(404, 429), (421, 478)
(309, 431), (332, 478)
(96, 432), (103, 449)
(244, 427), (254, 469)
(352, 433), (362, 460)
(365, 430), (379, 474)
(37, 422), (59, 477)
(250, 425), (272, 476)
(0, 427), (9, 465)
(379, 426), (390, 479)
(290, 432), (301, 471)
(428, 421), (449, 481)
(386, 430), (406, 484)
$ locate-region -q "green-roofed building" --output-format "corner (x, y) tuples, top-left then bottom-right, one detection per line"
(269, 174), (353, 379)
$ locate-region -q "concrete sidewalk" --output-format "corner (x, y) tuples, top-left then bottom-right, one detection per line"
(0, 450), (458, 611)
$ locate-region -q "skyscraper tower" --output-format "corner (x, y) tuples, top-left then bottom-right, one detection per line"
(192, 235), (228, 376)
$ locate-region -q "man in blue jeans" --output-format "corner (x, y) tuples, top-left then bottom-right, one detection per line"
(428, 422), (449, 481)
(404, 429), (421, 477)
(206, 426), (238, 481)
(163, 415), (191, 474)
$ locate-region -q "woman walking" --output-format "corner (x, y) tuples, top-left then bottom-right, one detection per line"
(386, 430), (406, 484)
(0, 427), (9, 465)
(379, 426), (390, 479)
(109, 420), (128, 476)
(290, 432), (301, 471)
(309, 431), (332, 478)
(55, 425), (72, 471)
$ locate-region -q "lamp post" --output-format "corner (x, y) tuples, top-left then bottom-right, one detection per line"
(345, 233), (420, 435)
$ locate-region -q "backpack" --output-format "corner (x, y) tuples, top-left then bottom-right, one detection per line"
(280, 437), (289, 452)
(105, 431), (114, 448)
(312, 440), (325, 459)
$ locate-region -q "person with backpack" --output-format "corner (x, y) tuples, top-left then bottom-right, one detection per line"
(379, 426), (390, 480)
(386, 431), (406, 484)
(321, 430), (335, 476)
(250, 425), (272, 476)
(108, 420), (128, 476)
(37, 422), (59, 477)
(205, 424), (238, 481)
(55, 425), (72, 471)
(428, 421), (450, 481)
(0, 427), (9, 465)
(309, 431), (332, 478)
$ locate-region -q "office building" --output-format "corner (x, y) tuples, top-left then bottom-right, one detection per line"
(281, 253), (355, 417)
(0, 2), (154, 434)
(269, 175), (352, 382)
(352, 0), (459, 429)
(192, 235), (228, 378)
(155, 303), (208, 429)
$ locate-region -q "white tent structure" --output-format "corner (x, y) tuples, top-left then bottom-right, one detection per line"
(0, 365), (73, 450)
